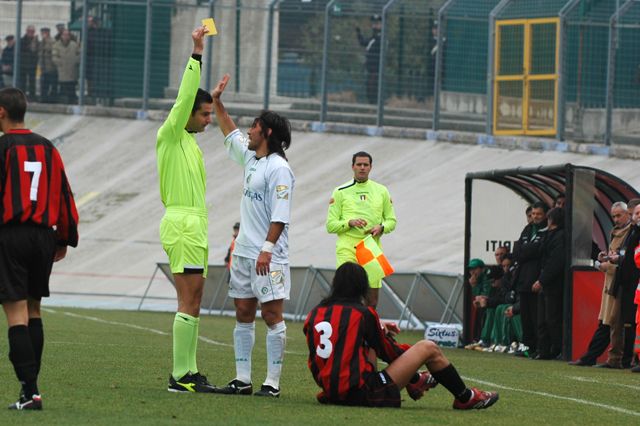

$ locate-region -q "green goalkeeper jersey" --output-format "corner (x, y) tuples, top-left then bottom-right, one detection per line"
(156, 57), (206, 209)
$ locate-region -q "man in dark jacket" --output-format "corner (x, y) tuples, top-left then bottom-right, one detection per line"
(532, 207), (565, 360)
(611, 200), (640, 369)
(19, 26), (39, 98)
(512, 201), (548, 357)
(356, 14), (382, 104)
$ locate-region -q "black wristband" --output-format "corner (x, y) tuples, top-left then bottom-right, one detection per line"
(191, 53), (202, 66)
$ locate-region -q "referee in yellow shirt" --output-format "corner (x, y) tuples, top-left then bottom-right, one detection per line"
(326, 152), (397, 308)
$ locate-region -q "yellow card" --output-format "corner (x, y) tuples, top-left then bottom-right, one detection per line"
(202, 18), (218, 36)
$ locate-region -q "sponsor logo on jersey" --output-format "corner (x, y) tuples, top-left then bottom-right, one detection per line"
(360, 194), (367, 201)
(243, 188), (263, 201)
(276, 184), (289, 200)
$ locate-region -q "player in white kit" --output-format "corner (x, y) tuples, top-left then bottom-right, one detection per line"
(211, 74), (294, 398)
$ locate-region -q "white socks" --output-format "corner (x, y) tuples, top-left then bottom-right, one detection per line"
(233, 322), (255, 384)
(233, 320), (286, 389)
(264, 321), (286, 389)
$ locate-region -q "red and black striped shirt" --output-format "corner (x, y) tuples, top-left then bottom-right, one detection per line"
(303, 301), (407, 403)
(0, 129), (78, 246)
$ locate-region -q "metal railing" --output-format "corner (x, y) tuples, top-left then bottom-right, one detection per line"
(136, 263), (464, 328)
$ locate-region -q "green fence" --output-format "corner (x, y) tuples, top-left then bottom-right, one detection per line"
(1, 0), (640, 146)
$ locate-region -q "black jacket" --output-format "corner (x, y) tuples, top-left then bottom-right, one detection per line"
(513, 221), (546, 293)
(538, 228), (565, 292)
(613, 224), (640, 323)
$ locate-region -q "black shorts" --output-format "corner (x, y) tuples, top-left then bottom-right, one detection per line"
(320, 370), (401, 408)
(0, 224), (56, 302)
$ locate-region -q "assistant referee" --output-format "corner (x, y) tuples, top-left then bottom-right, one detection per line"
(326, 151), (396, 308)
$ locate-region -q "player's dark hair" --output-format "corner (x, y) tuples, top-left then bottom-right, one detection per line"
(531, 201), (549, 213)
(547, 207), (564, 229)
(0, 87), (27, 122)
(320, 262), (369, 306)
(255, 110), (291, 160)
(191, 88), (213, 115)
(352, 151), (372, 166)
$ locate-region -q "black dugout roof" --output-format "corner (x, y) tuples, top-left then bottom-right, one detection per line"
(465, 163), (640, 249)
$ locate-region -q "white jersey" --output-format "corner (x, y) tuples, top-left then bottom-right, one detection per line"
(224, 129), (294, 263)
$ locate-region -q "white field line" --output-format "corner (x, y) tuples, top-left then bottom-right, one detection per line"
(464, 376), (640, 417)
(42, 308), (304, 355)
(566, 375), (640, 391)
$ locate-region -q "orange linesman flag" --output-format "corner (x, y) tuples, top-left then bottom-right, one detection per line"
(355, 234), (394, 284)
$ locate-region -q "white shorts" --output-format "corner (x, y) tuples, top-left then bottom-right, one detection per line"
(229, 255), (290, 303)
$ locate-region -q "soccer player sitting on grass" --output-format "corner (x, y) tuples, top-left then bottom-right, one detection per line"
(304, 262), (499, 409)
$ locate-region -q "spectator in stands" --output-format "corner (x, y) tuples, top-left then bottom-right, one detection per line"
(512, 201), (548, 358)
(52, 30), (80, 103)
(19, 25), (39, 99)
(569, 202), (631, 367)
(355, 14), (382, 104)
(39, 28), (57, 103)
(532, 207), (565, 360)
(1, 35), (15, 88)
(553, 194), (566, 209)
(54, 24), (64, 42)
(54, 23), (76, 43)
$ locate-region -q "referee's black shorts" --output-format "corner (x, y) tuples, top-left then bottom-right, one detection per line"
(0, 224), (56, 303)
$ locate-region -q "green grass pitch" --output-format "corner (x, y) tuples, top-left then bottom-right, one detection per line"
(1, 307), (639, 425)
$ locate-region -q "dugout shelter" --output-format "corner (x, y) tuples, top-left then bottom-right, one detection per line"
(464, 163), (639, 361)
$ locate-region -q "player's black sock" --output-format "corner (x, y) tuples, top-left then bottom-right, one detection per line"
(8, 325), (39, 397)
(431, 364), (471, 402)
(409, 373), (420, 384)
(28, 318), (44, 375)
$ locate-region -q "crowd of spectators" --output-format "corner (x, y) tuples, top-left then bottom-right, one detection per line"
(0, 18), (111, 104)
(465, 194), (639, 372)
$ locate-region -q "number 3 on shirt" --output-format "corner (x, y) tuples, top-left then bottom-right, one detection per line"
(24, 161), (42, 201)
(314, 321), (333, 359)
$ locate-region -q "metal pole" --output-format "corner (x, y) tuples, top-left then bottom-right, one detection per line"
(78, 0), (89, 107)
(486, 0), (513, 135)
(141, 0), (153, 114)
(432, 0), (455, 131)
(557, 0), (582, 141)
(12, 0), (23, 88)
(235, 0), (241, 92)
(263, 0), (281, 110)
(320, 0), (337, 123)
(375, 0), (398, 127)
(605, 0), (635, 145)
(205, 0), (217, 91)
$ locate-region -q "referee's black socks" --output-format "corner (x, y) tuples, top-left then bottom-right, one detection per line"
(8, 325), (40, 397)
